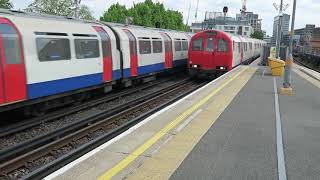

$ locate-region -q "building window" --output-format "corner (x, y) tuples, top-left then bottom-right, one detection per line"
(192, 38), (203, 51)
(36, 38), (71, 61)
(206, 38), (214, 52)
(218, 39), (228, 52)
(244, 32), (247, 36)
(152, 41), (162, 53)
(174, 41), (182, 51)
(0, 24), (21, 64)
(75, 39), (100, 59)
(139, 40), (151, 54)
(245, 27), (249, 31)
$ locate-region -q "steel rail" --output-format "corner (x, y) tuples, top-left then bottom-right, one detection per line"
(0, 79), (190, 164)
(0, 78), (178, 138)
(1, 80), (205, 179)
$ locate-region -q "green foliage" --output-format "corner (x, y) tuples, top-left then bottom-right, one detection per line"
(79, 5), (95, 20)
(0, 0), (13, 9)
(25, 0), (94, 20)
(250, 30), (264, 40)
(100, 3), (127, 24)
(100, 0), (187, 31)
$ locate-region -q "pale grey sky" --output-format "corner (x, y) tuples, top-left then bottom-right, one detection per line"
(11, 0), (320, 36)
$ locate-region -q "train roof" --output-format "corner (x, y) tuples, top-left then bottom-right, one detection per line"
(0, 8), (190, 35)
(0, 8), (86, 23)
(191, 29), (266, 43)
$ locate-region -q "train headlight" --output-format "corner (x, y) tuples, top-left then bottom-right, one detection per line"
(192, 64), (198, 68)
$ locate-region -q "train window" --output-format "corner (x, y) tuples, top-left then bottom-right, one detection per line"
(218, 39), (228, 52)
(206, 38), (214, 52)
(192, 38), (203, 51)
(238, 42), (241, 53)
(97, 31), (111, 57)
(139, 40), (151, 54)
(174, 41), (182, 51)
(152, 41), (162, 53)
(36, 38), (71, 61)
(182, 41), (188, 51)
(0, 24), (21, 64)
(75, 39), (100, 59)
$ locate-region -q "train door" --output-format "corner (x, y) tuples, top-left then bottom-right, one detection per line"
(123, 29), (138, 76)
(204, 37), (214, 68)
(160, 32), (173, 68)
(93, 26), (113, 82)
(0, 18), (26, 104)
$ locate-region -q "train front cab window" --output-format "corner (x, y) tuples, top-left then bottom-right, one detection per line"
(206, 38), (214, 52)
(0, 19), (27, 104)
(192, 38), (203, 51)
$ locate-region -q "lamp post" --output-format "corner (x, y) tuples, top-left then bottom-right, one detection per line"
(281, 0), (297, 94)
(275, 0), (283, 58)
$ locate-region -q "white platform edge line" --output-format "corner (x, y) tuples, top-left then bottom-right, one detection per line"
(44, 66), (243, 180)
(176, 109), (203, 132)
(273, 78), (287, 180)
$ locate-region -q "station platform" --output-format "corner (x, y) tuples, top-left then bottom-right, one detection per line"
(45, 61), (320, 180)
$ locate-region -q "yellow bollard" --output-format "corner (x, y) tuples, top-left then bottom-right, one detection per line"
(268, 57), (285, 76)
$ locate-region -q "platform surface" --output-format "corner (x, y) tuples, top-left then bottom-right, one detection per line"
(46, 63), (320, 180)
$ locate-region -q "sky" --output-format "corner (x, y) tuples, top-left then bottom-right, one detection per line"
(11, 0), (320, 36)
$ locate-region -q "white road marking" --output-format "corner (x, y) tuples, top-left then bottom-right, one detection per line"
(273, 78), (287, 180)
(176, 109), (203, 132)
(262, 69), (266, 77)
(44, 66), (242, 180)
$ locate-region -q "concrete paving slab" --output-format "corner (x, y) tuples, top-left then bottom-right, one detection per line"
(48, 67), (247, 180)
(277, 71), (320, 180)
(170, 68), (278, 180)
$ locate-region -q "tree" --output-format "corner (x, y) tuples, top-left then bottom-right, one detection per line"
(250, 30), (264, 40)
(79, 5), (95, 20)
(0, 0), (13, 9)
(100, 3), (127, 24)
(100, 0), (187, 31)
(25, 0), (94, 20)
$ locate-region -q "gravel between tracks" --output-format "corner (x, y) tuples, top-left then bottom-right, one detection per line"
(0, 79), (182, 150)
(4, 81), (202, 179)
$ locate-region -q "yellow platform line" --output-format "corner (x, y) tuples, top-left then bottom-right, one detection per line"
(98, 67), (249, 180)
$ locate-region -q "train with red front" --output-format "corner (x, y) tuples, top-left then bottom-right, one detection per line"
(188, 30), (266, 77)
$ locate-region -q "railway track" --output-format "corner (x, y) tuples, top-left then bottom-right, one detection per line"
(294, 55), (320, 73)
(0, 78), (207, 179)
(0, 77), (188, 162)
(0, 77), (177, 138)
